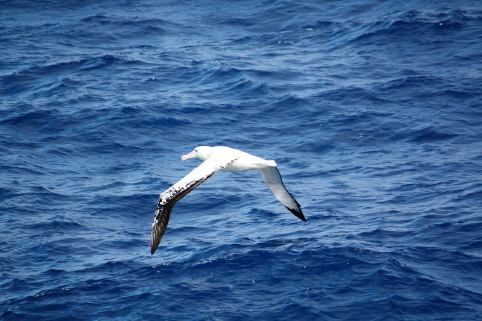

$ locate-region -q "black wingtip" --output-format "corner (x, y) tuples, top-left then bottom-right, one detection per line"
(150, 203), (173, 255)
(286, 206), (307, 222)
(151, 241), (157, 255)
(151, 232), (159, 255)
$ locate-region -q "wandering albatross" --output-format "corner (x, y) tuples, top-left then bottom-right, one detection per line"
(150, 146), (306, 254)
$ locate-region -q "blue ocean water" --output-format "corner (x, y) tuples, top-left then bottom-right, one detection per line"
(1, 0), (482, 319)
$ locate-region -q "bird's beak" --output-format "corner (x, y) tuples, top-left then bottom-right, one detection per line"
(181, 151), (195, 161)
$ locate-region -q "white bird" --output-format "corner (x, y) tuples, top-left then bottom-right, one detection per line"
(150, 146), (306, 254)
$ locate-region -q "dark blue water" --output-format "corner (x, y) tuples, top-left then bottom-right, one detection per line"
(1, 0), (482, 319)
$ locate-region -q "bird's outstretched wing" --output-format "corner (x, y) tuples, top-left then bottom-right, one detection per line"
(151, 155), (239, 254)
(259, 166), (306, 222)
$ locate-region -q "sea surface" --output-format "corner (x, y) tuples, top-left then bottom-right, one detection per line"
(1, 0), (482, 320)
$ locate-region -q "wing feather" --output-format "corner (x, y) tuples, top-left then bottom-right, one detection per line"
(151, 156), (239, 254)
(259, 166), (306, 222)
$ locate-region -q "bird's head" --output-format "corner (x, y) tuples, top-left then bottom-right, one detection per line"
(181, 146), (213, 161)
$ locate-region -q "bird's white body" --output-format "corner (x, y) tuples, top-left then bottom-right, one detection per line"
(182, 146), (276, 172)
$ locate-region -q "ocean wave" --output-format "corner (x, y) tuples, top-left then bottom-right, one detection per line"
(2, 0), (482, 320)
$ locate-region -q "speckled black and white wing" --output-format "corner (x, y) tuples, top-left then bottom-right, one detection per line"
(151, 155), (239, 254)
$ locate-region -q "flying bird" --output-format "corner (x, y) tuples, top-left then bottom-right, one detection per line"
(150, 146), (306, 254)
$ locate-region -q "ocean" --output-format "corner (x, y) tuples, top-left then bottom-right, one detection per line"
(1, 0), (481, 320)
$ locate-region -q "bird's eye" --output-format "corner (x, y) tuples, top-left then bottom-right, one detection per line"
(195, 149), (198, 152)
